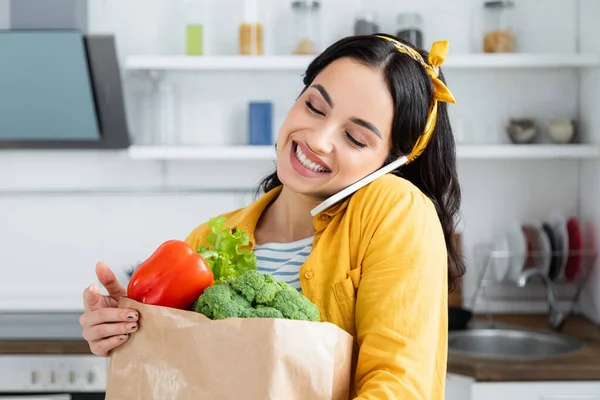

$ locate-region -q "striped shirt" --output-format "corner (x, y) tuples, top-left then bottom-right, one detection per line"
(254, 236), (314, 293)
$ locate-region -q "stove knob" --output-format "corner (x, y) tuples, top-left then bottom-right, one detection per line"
(31, 371), (39, 384)
(68, 371), (77, 384)
(87, 371), (96, 384)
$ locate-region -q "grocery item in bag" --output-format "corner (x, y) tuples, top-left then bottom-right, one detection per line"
(105, 297), (354, 400)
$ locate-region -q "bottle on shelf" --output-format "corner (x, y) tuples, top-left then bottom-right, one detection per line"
(239, 0), (263, 55)
(185, 0), (206, 56)
(291, 1), (321, 55)
(395, 13), (423, 49)
(248, 102), (273, 145)
(353, 9), (380, 35)
(482, 0), (516, 53)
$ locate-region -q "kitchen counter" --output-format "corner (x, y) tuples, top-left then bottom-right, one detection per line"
(0, 340), (91, 354)
(448, 313), (600, 382)
(0, 311), (92, 354)
(2, 313), (600, 383)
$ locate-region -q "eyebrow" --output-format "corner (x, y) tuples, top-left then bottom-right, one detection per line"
(311, 83), (382, 140)
(350, 117), (382, 139)
(311, 84), (334, 108)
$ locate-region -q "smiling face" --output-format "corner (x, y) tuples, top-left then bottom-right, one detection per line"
(275, 57), (395, 199)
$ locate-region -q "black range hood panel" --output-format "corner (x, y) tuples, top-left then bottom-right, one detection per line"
(0, 30), (130, 149)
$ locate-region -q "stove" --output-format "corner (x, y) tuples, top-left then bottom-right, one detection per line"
(0, 312), (108, 398)
(0, 355), (107, 394)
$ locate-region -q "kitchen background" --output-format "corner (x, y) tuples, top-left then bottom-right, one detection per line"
(1, 0), (600, 398)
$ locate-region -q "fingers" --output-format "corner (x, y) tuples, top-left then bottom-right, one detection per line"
(89, 333), (131, 357)
(83, 283), (103, 312)
(80, 307), (138, 328)
(82, 320), (139, 344)
(80, 308), (140, 357)
(81, 263), (136, 357)
(95, 262), (127, 301)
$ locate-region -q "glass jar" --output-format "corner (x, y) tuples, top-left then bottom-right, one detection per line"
(185, 0), (205, 56)
(482, 1), (516, 53)
(239, 0), (263, 55)
(395, 13), (423, 48)
(291, 1), (320, 55)
(353, 10), (379, 35)
(155, 81), (181, 145)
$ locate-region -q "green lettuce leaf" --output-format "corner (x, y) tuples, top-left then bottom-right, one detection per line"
(197, 216), (257, 282)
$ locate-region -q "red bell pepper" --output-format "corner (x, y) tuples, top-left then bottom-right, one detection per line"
(127, 240), (214, 310)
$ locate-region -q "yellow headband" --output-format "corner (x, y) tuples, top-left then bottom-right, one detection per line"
(377, 36), (457, 162)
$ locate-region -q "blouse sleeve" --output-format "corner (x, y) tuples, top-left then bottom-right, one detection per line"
(352, 181), (449, 399)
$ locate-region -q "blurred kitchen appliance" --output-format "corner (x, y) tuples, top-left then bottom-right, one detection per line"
(0, 31), (130, 149)
(0, 312), (107, 398)
(0, 355), (107, 398)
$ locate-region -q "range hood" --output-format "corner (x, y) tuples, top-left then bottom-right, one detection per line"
(0, 30), (130, 149)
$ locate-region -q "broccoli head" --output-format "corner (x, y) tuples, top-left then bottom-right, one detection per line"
(194, 283), (252, 320)
(276, 279), (298, 293)
(229, 270), (280, 304)
(194, 271), (321, 322)
(268, 288), (321, 322)
(240, 305), (284, 319)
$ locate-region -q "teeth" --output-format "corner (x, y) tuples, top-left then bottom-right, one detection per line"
(295, 145), (328, 173)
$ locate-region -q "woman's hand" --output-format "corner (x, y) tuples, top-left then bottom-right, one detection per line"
(79, 262), (139, 356)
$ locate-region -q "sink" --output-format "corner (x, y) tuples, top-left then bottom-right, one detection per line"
(448, 327), (583, 360)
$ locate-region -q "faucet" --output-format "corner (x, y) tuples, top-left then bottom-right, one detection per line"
(518, 268), (566, 331)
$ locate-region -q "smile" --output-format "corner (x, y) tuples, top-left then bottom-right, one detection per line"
(294, 143), (330, 173)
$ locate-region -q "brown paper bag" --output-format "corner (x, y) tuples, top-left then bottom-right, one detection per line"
(105, 297), (354, 400)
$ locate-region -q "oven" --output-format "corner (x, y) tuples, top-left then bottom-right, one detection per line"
(0, 355), (107, 399)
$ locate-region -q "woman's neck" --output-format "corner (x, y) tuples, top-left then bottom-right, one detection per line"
(255, 186), (322, 244)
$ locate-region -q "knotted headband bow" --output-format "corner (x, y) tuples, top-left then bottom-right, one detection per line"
(377, 36), (457, 162)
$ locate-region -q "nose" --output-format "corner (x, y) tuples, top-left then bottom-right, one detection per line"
(306, 125), (336, 155)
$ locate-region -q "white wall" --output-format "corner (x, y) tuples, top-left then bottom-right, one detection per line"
(577, 0), (600, 323)
(0, 0), (9, 29)
(0, 0), (597, 314)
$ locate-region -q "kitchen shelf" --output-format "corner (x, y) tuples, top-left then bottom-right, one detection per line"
(128, 144), (600, 161)
(125, 55), (315, 71)
(444, 53), (600, 68)
(457, 144), (600, 159)
(128, 145), (276, 160)
(124, 54), (600, 71)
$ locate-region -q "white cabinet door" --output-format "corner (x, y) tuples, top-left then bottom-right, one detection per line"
(472, 382), (600, 400)
(445, 373), (474, 400)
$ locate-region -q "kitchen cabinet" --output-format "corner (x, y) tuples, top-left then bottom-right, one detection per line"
(446, 374), (600, 400)
(445, 373), (471, 399)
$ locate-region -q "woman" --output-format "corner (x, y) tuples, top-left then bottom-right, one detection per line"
(79, 33), (465, 399)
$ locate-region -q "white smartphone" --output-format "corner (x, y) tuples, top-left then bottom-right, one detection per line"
(310, 155), (409, 216)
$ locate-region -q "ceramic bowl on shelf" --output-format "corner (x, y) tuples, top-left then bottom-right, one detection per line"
(547, 118), (575, 144)
(507, 118), (537, 144)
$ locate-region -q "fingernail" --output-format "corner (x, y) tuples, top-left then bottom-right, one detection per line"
(88, 284), (97, 293)
(127, 312), (138, 319)
(119, 334), (128, 341)
(127, 323), (137, 330)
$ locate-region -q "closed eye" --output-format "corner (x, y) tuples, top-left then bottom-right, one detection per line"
(305, 100), (324, 116)
(346, 132), (366, 148)
(305, 100), (366, 148)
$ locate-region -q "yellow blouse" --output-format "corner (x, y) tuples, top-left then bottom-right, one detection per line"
(185, 174), (448, 399)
